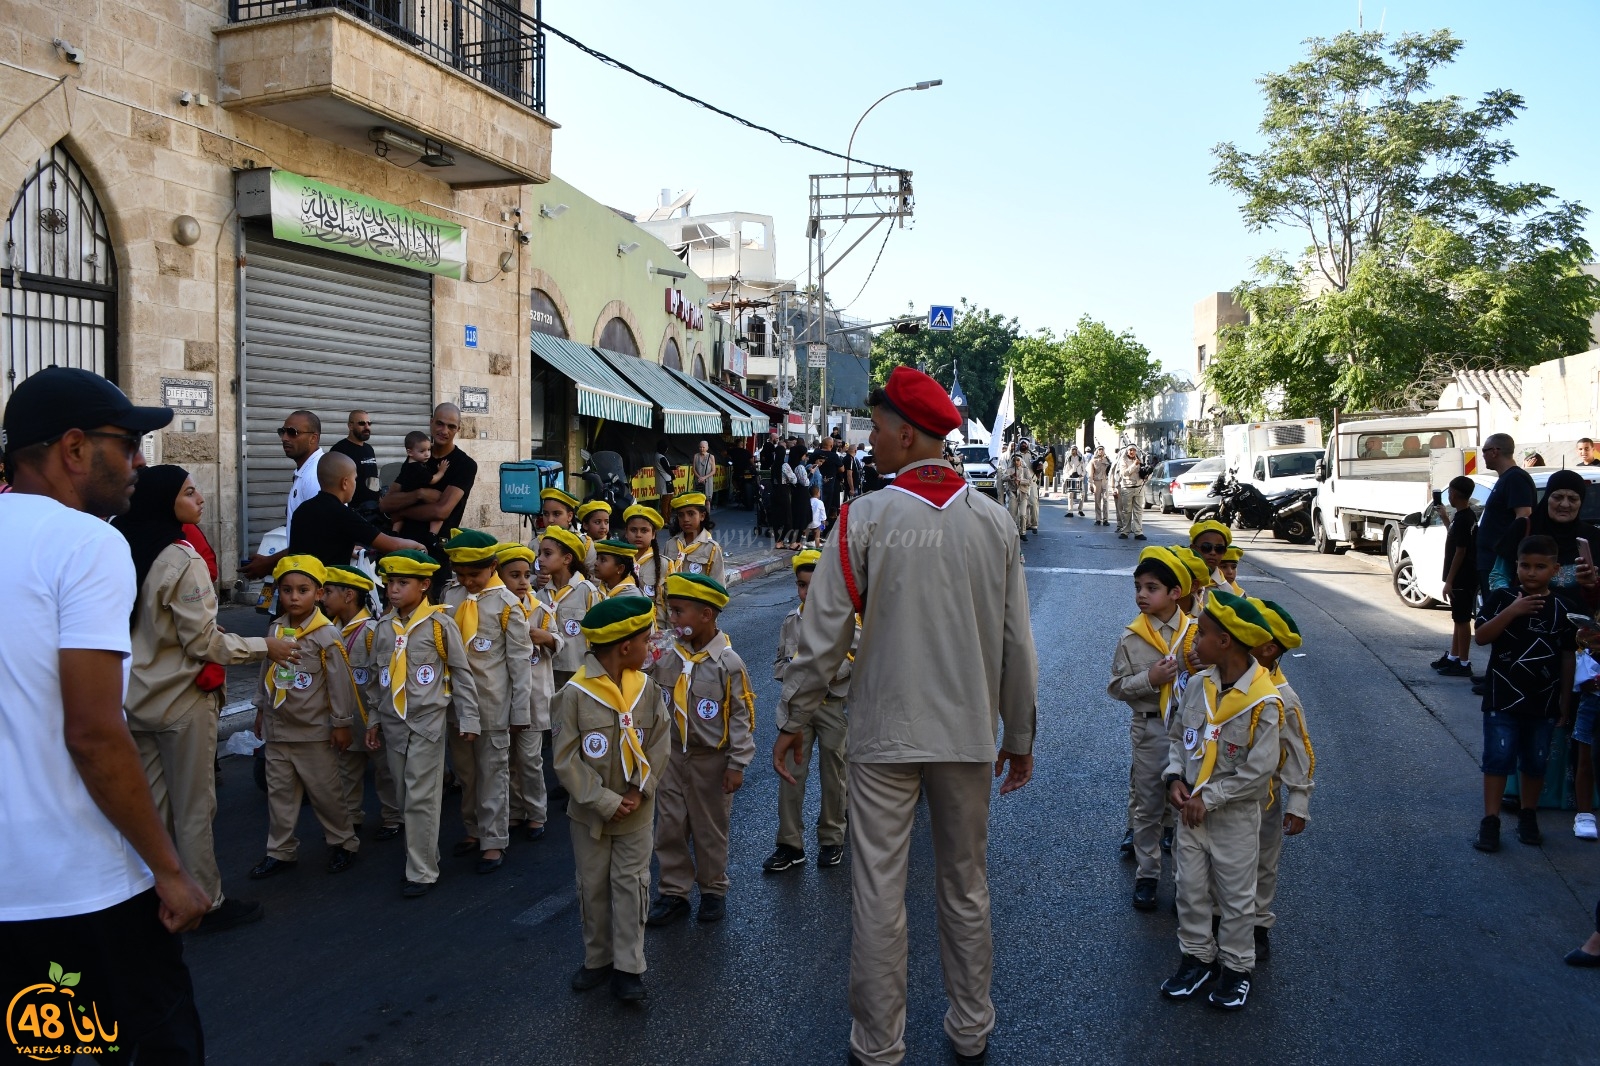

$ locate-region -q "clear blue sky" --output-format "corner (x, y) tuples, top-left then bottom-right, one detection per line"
(544, 0), (1600, 376)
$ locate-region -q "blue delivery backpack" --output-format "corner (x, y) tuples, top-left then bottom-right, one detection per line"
(500, 459), (565, 515)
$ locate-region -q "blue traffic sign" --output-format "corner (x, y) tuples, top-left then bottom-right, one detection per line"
(465, 325), (479, 348)
(928, 305), (955, 331)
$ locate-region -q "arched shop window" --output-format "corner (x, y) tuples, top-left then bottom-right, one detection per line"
(2, 143), (118, 406)
(661, 336), (681, 370)
(692, 352), (707, 380)
(599, 316), (639, 356)
(529, 288), (567, 338)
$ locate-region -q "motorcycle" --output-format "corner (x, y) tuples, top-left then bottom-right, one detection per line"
(579, 449), (635, 516)
(1195, 475), (1316, 544)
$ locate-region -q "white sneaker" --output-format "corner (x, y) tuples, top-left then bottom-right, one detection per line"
(1575, 813), (1598, 840)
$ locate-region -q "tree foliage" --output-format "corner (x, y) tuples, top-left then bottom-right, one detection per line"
(869, 298), (1019, 424)
(1208, 30), (1598, 419)
(1008, 317), (1163, 440)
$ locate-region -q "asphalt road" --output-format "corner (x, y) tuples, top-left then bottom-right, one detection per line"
(185, 493), (1600, 1065)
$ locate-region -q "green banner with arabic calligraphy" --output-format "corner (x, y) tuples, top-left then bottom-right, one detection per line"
(268, 171), (466, 280)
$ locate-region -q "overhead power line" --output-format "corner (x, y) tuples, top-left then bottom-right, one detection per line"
(541, 21), (900, 172)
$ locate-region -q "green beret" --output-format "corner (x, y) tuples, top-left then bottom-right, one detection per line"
(581, 595), (655, 644)
(664, 572), (729, 610)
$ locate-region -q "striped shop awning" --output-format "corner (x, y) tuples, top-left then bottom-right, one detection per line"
(529, 333), (654, 428)
(678, 373), (767, 436)
(594, 347), (724, 436)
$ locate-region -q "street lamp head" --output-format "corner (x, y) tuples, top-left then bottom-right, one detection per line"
(914, 80), (943, 90)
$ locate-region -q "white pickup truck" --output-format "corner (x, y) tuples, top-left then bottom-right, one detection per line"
(1311, 410), (1479, 564)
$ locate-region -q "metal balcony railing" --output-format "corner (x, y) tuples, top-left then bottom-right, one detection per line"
(228, 0), (546, 114)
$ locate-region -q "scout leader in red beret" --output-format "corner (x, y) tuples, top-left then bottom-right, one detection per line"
(773, 364), (1038, 1066)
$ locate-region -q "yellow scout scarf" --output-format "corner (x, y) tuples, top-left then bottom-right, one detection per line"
(1191, 666), (1281, 790)
(568, 665), (652, 790)
(265, 609), (332, 709)
(669, 531), (718, 575)
(1127, 610), (1191, 721)
(607, 578), (641, 599)
(453, 575), (504, 642)
(669, 635), (723, 749)
(388, 603), (442, 719)
(339, 610), (375, 725)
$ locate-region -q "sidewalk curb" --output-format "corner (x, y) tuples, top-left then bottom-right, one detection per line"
(725, 553), (790, 589)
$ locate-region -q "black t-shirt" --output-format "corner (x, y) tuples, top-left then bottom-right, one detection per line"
(1476, 467), (1536, 570)
(431, 446), (477, 530)
(328, 438), (380, 510)
(288, 491), (384, 567)
(816, 450), (844, 484)
(1476, 586), (1577, 719)
(1444, 508), (1477, 585)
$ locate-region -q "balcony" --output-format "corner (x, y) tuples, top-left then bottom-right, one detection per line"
(218, 0), (555, 188)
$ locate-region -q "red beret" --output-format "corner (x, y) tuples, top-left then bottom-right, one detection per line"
(882, 365), (962, 438)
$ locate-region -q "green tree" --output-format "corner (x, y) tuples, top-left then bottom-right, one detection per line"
(869, 298), (1019, 424)
(1209, 30), (1598, 418)
(1009, 317), (1163, 440)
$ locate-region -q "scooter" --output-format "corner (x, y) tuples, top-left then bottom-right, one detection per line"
(1195, 475), (1316, 544)
(579, 449), (635, 516)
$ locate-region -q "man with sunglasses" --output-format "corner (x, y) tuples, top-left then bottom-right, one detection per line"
(329, 410), (381, 524)
(242, 410), (324, 580)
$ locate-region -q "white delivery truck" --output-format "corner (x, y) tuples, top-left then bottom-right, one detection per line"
(1221, 418), (1324, 496)
(1311, 409), (1480, 565)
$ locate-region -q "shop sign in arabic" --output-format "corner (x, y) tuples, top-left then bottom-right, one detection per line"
(268, 171), (466, 280)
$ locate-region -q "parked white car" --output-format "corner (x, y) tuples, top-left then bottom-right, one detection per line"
(1169, 456), (1225, 518)
(957, 444), (998, 497)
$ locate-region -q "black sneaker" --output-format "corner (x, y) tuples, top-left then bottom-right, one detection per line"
(1134, 534), (1147, 541)
(1254, 926), (1271, 962)
(1473, 815), (1500, 853)
(571, 964), (611, 991)
(818, 844), (844, 868)
(1439, 661), (1474, 677)
(610, 970), (646, 1002)
(1119, 829), (1134, 860)
(1430, 654), (1454, 671)
(401, 880), (432, 899)
(697, 894), (726, 923)
(1132, 878), (1158, 911)
(762, 845), (807, 873)
(1207, 967), (1252, 1010)
(1160, 954), (1218, 999)
(1160, 826), (1174, 854)
(646, 894), (690, 927)
(1517, 808), (1542, 846)
(195, 897), (263, 934)
(1118, 532), (1129, 539)
(326, 846), (358, 874)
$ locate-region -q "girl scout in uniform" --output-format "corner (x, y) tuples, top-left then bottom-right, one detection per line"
(593, 538), (642, 598)
(577, 499), (612, 545)
(539, 486), (598, 572)
(324, 565), (402, 841)
(1189, 519), (1233, 589)
(537, 525), (604, 687)
(366, 549), (480, 898)
(664, 492), (726, 585)
(551, 596), (671, 1003)
(1217, 546), (1246, 596)
(441, 529), (534, 874)
(496, 544), (564, 842)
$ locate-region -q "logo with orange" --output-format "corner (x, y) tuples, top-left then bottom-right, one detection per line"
(6, 962), (117, 1061)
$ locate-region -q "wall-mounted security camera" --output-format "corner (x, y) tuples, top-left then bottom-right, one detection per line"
(52, 39), (84, 64)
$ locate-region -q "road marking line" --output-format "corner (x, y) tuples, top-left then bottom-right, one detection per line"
(513, 893), (574, 927)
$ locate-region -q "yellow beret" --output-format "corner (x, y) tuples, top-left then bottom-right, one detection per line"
(273, 554), (327, 586)
(442, 527), (501, 565)
(324, 564), (374, 592)
(541, 525), (586, 561)
(1205, 589), (1273, 647)
(673, 492), (708, 511)
(1170, 546), (1213, 589)
(1189, 519), (1233, 546)
(792, 549), (823, 572)
(495, 543), (536, 568)
(378, 549), (440, 578)
(1137, 545), (1191, 597)
(1249, 597), (1302, 650)
(540, 486), (579, 511)
(664, 572), (729, 610)
(594, 538), (638, 559)
(577, 500), (611, 521)
(580, 595), (655, 644)
(623, 503), (664, 529)
(1221, 545), (1244, 562)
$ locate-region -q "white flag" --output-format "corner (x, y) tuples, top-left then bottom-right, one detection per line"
(989, 370), (1015, 462)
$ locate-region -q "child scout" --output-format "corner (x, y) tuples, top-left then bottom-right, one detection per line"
(324, 565), (402, 840)
(594, 538), (643, 598)
(367, 549), (480, 898)
(539, 486), (599, 572)
(249, 556), (362, 881)
(646, 574), (756, 927)
(665, 492), (727, 585)
(1108, 546), (1192, 912)
(551, 596), (671, 1003)
(1160, 590), (1282, 1012)
(441, 528), (534, 874)
(765, 549), (854, 874)
(537, 525), (604, 685)
(495, 543), (564, 841)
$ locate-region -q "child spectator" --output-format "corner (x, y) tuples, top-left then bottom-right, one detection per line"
(1570, 646), (1598, 841)
(1471, 535), (1579, 852)
(391, 432), (449, 537)
(1432, 475), (1479, 678)
(496, 544), (563, 842)
(807, 486), (827, 547)
(666, 492), (726, 585)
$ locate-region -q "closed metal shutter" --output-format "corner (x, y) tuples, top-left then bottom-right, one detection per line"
(242, 227), (432, 551)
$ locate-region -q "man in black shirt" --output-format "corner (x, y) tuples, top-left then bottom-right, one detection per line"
(328, 410), (381, 523)
(815, 437), (845, 524)
(1475, 433), (1536, 600)
(289, 452), (422, 567)
(381, 403), (479, 555)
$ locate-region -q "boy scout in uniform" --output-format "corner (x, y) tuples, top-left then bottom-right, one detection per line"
(249, 556), (361, 880)
(646, 574), (757, 926)
(1247, 598), (1314, 962)
(551, 596), (672, 1003)
(325, 565), (402, 840)
(765, 549), (855, 874)
(1160, 590), (1283, 1011)
(366, 549), (480, 898)
(441, 529), (534, 873)
(1003, 443), (1035, 541)
(495, 543), (564, 841)
(1218, 546), (1246, 596)
(1108, 546), (1193, 911)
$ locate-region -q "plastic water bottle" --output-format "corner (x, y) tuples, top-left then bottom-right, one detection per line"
(274, 628), (297, 687)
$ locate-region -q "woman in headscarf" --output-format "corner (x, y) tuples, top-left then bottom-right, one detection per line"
(1489, 469), (1600, 611)
(114, 465), (296, 934)
(787, 439), (812, 550)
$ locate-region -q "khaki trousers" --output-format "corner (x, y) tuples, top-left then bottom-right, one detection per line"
(1127, 713), (1169, 879)
(777, 697), (849, 850)
(1007, 490), (1028, 537)
(1115, 488), (1143, 535)
(132, 696), (224, 907)
(1092, 481), (1109, 523)
(448, 728), (512, 850)
(572, 823), (652, 974)
(337, 746), (401, 827)
(1256, 785), (1285, 929)
(264, 741), (357, 861)
(1174, 798), (1260, 971)
(1026, 484), (1040, 530)
(655, 747), (733, 898)
(509, 728), (549, 824)
(385, 729), (447, 884)
(848, 761), (995, 1066)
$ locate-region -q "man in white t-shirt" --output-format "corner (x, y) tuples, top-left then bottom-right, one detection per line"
(241, 408), (325, 579)
(0, 366), (211, 1062)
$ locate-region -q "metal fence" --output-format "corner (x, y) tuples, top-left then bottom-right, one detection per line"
(228, 0), (546, 114)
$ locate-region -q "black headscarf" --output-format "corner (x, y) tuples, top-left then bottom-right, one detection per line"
(1496, 468), (1600, 565)
(112, 465), (191, 618)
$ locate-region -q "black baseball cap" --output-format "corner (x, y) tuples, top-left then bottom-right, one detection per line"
(2, 366), (173, 456)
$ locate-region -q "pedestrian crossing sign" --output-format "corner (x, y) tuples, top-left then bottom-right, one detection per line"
(928, 305), (955, 331)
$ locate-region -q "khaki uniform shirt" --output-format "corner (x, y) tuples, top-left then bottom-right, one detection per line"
(539, 574), (603, 674)
(648, 632), (757, 771)
(126, 542), (267, 730)
(779, 459), (1038, 762)
(1273, 673), (1315, 820)
(775, 605), (857, 704)
(1089, 454), (1111, 485)
(1106, 610), (1188, 720)
(338, 611), (383, 731)
(254, 614), (361, 742)
(442, 582), (534, 732)
(1165, 662), (1282, 810)
(1114, 456), (1144, 490)
(372, 607), (480, 741)
(604, 577), (643, 599)
(551, 657), (672, 837)
(520, 593), (566, 730)
(1004, 454), (1035, 491)
(665, 530), (726, 586)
